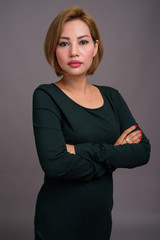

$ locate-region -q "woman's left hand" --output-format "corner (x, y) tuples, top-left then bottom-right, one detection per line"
(114, 125), (142, 146)
(66, 144), (76, 154)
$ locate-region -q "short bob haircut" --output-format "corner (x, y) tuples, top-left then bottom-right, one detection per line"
(44, 6), (103, 76)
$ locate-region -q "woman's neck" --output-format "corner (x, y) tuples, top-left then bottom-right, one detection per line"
(60, 75), (90, 93)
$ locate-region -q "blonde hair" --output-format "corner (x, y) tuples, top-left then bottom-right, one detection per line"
(44, 6), (103, 76)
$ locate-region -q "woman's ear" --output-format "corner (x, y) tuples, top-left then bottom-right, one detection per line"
(93, 40), (99, 57)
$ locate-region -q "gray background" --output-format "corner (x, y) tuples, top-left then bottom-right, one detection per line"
(0, 0), (159, 239)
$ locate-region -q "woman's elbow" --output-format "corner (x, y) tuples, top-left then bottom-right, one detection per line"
(39, 151), (72, 179)
(141, 142), (151, 165)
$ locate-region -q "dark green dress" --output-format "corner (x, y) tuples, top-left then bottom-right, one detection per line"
(32, 83), (150, 240)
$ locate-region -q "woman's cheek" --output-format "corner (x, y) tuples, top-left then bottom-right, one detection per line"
(85, 50), (95, 65)
(56, 49), (67, 66)
(85, 48), (96, 60)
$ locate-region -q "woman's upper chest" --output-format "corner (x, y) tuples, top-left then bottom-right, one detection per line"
(50, 83), (121, 144)
(60, 99), (120, 145)
(54, 83), (104, 109)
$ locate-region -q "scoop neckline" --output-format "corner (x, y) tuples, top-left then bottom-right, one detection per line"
(51, 83), (105, 111)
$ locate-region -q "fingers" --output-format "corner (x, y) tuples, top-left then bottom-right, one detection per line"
(66, 144), (76, 154)
(125, 130), (142, 144)
(121, 125), (137, 140)
(114, 125), (143, 146)
(117, 125), (137, 144)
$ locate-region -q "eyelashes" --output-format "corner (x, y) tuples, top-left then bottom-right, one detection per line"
(79, 40), (89, 45)
(59, 42), (68, 47)
(58, 40), (89, 47)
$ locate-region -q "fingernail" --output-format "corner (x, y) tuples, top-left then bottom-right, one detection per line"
(139, 136), (142, 140)
(139, 130), (142, 134)
(134, 125), (137, 128)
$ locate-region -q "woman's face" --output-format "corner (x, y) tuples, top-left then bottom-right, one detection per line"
(56, 19), (98, 77)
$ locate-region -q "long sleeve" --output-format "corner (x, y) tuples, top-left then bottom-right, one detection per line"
(32, 88), (107, 181)
(75, 88), (151, 169)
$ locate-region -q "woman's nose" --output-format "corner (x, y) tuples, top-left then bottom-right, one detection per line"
(70, 44), (79, 57)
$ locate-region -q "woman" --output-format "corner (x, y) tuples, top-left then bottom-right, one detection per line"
(32, 6), (150, 240)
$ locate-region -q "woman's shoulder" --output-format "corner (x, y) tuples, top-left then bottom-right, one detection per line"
(33, 83), (59, 105)
(33, 83), (59, 100)
(94, 84), (116, 91)
(93, 84), (125, 105)
(94, 84), (119, 97)
(33, 83), (54, 93)
(32, 83), (62, 116)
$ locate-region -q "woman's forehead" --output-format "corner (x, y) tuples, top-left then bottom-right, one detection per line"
(60, 19), (91, 37)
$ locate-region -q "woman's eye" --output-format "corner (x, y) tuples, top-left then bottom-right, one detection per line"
(59, 42), (68, 47)
(79, 40), (89, 45)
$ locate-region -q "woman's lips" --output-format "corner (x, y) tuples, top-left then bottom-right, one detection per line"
(68, 60), (82, 68)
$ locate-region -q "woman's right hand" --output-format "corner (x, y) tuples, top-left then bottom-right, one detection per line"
(114, 125), (142, 146)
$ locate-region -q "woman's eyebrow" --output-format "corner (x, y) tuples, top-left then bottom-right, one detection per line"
(59, 36), (70, 40)
(77, 35), (90, 39)
(59, 35), (90, 40)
